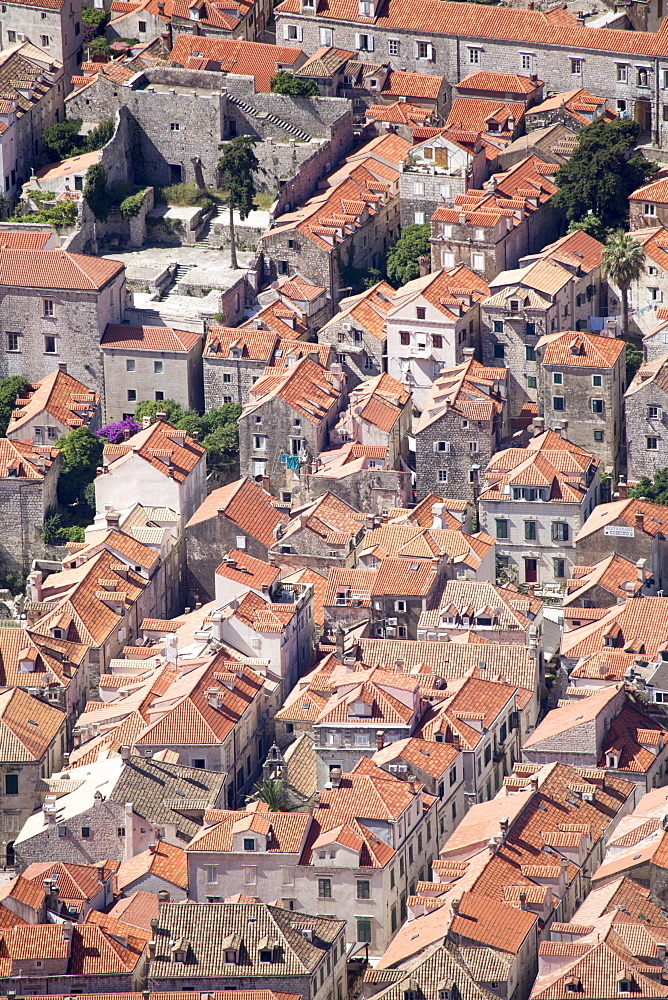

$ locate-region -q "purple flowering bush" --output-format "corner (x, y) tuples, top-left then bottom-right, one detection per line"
(96, 417), (141, 443)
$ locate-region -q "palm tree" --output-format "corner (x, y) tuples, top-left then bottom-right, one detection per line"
(247, 778), (290, 811)
(602, 231), (646, 338)
(217, 135), (260, 270)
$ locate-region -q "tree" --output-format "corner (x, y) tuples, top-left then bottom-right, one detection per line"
(55, 427), (104, 506)
(85, 119), (115, 152)
(218, 135), (260, 269)
(43, 119), (83, 161)
(553, 118), (656, 232)
(386, 224), (430, 286)
(83, 163), (111, 222)
(628, 468), (668, 505)
(134, 398), (189, 425)
(626, 342), (643, 385)
(247, 778), (290, 811)
(602, 231), (646, 338)
(270, 71), (317, 97)
(133, 400), (242, 472)
(0, 376), (29, 436)
(567, 214), (613, 244)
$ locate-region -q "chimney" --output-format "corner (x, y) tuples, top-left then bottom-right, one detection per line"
(158, 889), (171, 903)
(458, 212), (466, 225)
(499, 816), (509, 837)
(451, 897), (460, 913)
(192, 430), (199, 442)
(120, 745), (130, 761)
(376, 730), (384, 750)
(335, 625), (345, 659)
(330, 765), (342, 787)
(62, 920), (73, 943)
(519, 889), (527, 909)
(559, 420), (569, 439)
(532, 415), (545, 437)
(617, 475), (627, 499)
(431, 502), (446, 530)
(530, 775), (539, 793)
(528, 584), (535, 598)
(658, 943), (667, 964)
(149, 841), (158, 853)
(123, 429), (131, 441)
(419, 256), (430, 277)
(142, 416), (151, 429)
(462, 347), (475, 359)
(148, 940), (156, 958)
(635, 510), (644, 529)
(58, 362), (67, 373)
(156, 411), (167, 422)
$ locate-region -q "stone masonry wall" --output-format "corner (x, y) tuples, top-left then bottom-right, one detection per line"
(416, 410), (497, 501)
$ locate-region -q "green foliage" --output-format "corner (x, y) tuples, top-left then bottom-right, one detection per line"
(247, 779), (290, 811)
(133, 400), (242, 471)
(54, 427), (104, 506)
(12, 200), (78, 228)
(602, 231), (647, 337)
(83, 163), (111, 221)
(43, 119), (83, 161)
(218, 135), (260, 221)
(118, 188), (147, 219)
(629, 468), (668, 506)
(626, 341), (643, 385)
(81, 8), (108, 29)
(567, 214), (614, 244)
(270, 71), (317, 96)
(88, 36), (112, 57)
(84, 118), (115, 152)
(386, 224), (431, 286)
(0, 376), (29, 436)
(42, 507), (87, 545)
(553, 118), (656, 232)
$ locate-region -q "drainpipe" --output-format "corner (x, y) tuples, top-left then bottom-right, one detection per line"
(655, 56), (661, 148)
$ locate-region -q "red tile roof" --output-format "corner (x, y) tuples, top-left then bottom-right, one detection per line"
(0, 248), (123, 290)
(8, 368), (99, 436)
(101, 324), (201, 352)
(382, 69), (444, 99)
(457, 71), (542, 94)
(186, 476), (288, 545)
(215, 550), (280, 589)
(102, 418), (205, 485)
(169, 37), (303, 91)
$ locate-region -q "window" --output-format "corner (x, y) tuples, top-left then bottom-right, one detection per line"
(356, 33), (373, 50)
(320, 27), (333, 44)
(472, 252), (484, 270)
(433, 335), (442, 349)
(6, 333), (19, 352)
(469, 441), (479, 453)
(493, 320), (503, 333)
(525, 346), (536, 361)
(638, 67), (649, 85)
(521, 53), (531, 70)
(617, 63), (628, 82)
(413, 183), (425, 197)
(44, 336), (57, 354)
(7, 30), (14, 41)
(495, 519), (508, 540)
(127, 389), (136, 402)
(58, 825), (67, 837)
(43, 299), (54, 317)
(357, 880), (370, 899)
(647, 436), (659, 450)
(319, 878), (332, 898)
(493, 343), (505, 359)
(468, 46), (480, 63)
(389, 38), (399, 54)
(591, 398), (603, 413)
(645, 203), (657, 216)
(527, 376), (537, 389)
(170, 122), (180, 132)
(41, 33), (50, 45)
(155, 391), (164, 401)
(417, 41), (430, 58)
(4, 775), (17, 795)
(414, 211), (425, 224)
(571, 58), (582, 73)
(243, 867), (256, 885)
(552, 522), (569, 542)
(526, 321), (536, 337)
(400, 331), (410, 346)
(449, 766), (457, 786)
(138, 18), (146, 30)
(81, 826), (90, 838)
(553, 372), (563, 385)
(525, 520), (536, 540)
(357, 919), (371, 942)
(395, 600), (406, 612)
(553, 558), (566, 578)
(592, 374), (602, 387)
(594, 429), (604, 442)
(154, 360), (164, 373)
(649, 405), (661, 418)
(553, 396), (565, 411)
(438, 470), (448, 483)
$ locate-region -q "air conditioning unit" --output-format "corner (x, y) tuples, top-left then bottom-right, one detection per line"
(386, 627), (397, 637)
(342, 322), (351, 331)
(387, 617), (397, 626)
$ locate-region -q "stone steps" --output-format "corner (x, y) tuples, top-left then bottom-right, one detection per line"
(226, 93), (312, 142)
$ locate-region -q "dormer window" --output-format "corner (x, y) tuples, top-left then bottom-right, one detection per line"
(224, 950), (238, 964)
(244, 838), (255, 851)
(509, 299), (519, 312)
(189, 4), (200, 17)
(174, 950), (186, 964)
(359, 0), (373, 14)
(618, 977), (631, 994)
(259, 949), (273, 963)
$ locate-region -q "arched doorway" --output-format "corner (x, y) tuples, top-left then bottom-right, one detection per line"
(6, 842), (14, 868)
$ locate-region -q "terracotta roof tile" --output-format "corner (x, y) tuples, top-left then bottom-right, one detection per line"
(102, 324), (201, 353)
(169, 37), (302, 91)
(102, 418), (205, 486)
(116, 840), (188, 891)
(0, 248), (122, 290)
(8, 368), (99, 436)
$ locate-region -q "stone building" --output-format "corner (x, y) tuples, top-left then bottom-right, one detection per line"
(186, 477), (289, 603)
(619, 227), (668, 338)
(625, 352), (668, 481)
(643, 315), (668, 361)
(184, 761), (439, 958)
(524, 87), (616, 132)
(430, 155), (561, 283)
(273, 0), (668, 147)
(14, 754), (226, 870)
(108, 0), (273, 46)
(417, 578), (543, 648)
(0, 687), (65, 867)
(0, 43), (66, 204)
(268, 491), (366, 575)
(262, 136), (407, 304)
(6, 365), (100, 443)
(480, 229), (605, 418)
(415, 356), (508, 501)
(147, 900), (345, 998)
(298, 444), (412, 515)
(168, 36), (306, 78)
(399, 129), (488, 230)
(574, 496), (668, 599)
(331, 372), (411, 469)
(203, 327), (291, 411)
(536, 330), (626, 476)
(96, 416), (206, 526)
(66, 66), (353, 203)
(0, 248), (126, 393)
(385, 266), (490, 415)
(116, 840), (188, 901)
(238, 356), (345, 502)
(479, 428), (600, 586)
(1, 0), (82, 88)
(101, 325), (204, 423)
(629, 176), (668, 232)
(317, 280), (394, 390)
(0, 437), (59, 576)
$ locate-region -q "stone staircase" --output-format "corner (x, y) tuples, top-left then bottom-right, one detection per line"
(226, 93), (312, 142)
(197, 206), (225, 248)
